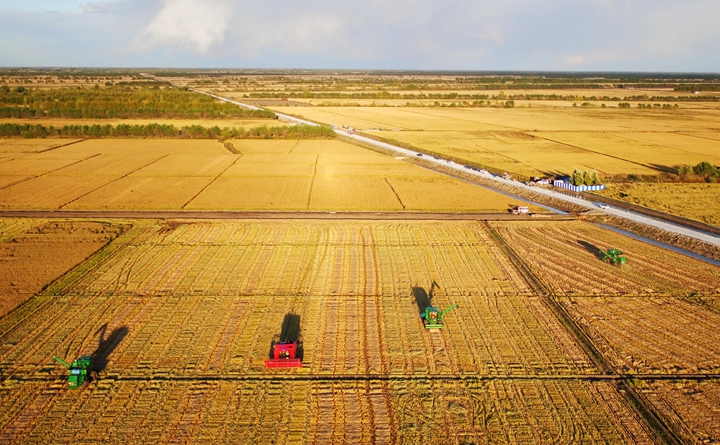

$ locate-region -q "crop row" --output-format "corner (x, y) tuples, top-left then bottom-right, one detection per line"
(491, 221), (720, 295)
(0, 379), (651, 444)
(60, 221), (530, 298)
(641, 380), (720, 444)
(0, 293), (595, 378)
(561, 296), (720, 374)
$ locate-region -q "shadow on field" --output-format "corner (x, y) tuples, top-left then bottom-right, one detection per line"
(649, 163), (677, 174)
(412, 281), (439, 314)
(92, 324), (128, 372)
(577, 240), (604, 260)
(269, 312), (303, 360)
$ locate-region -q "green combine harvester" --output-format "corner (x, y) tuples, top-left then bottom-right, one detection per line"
(421, 303), (458, 329)
(600, 248), (627, 266)
(54, 356), (96, 389)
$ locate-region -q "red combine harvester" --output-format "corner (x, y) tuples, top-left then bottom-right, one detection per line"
(265, 341), (302, 368)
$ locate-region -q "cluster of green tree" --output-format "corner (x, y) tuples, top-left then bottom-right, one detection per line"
(0, 123), (335, 140)
(624, 94), (719, 102)
(675, 84), (720, 92)
(0, 86), (276, 119)
(571, 169), (602, 186)
(678, 161), (720, 182)
(637, 103), (678, 109)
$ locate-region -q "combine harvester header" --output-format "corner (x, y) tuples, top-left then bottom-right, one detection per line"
(265, 341), (302, 368)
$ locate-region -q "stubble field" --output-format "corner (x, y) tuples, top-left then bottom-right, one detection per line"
(0, 218), (718, 443)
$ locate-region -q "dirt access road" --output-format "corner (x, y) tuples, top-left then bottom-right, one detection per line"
(0, 210), (575, 221)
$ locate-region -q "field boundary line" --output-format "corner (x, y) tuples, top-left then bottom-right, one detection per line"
(36, 139), (87, 153)
(0, 152), (102, 191)
(383, 178), (405, 210)
(484, 222), (683, 445)
(58, 154), (169, 209)
(305, 155), (318, 210)
(181, 156), (243, 209)
(288, 140), (300, 154)
(0, 210), (578, 220)
(531, 133), (674, 174)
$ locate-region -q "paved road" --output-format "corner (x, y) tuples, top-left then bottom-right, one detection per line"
(160, 84), (720, 248)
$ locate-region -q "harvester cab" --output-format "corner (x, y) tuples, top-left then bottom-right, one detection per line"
(601, 248), (627, 266)
(421, 303), (458, 329)
(265, 341), (302, 368)
(54, 356), (96, 389)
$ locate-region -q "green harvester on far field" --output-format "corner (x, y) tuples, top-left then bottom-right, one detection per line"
(54, 356), (96, 389)
(421, 303), (458, 329)
(600, 248), (627, 266)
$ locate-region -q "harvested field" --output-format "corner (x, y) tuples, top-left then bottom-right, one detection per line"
(560, 296), (720, 374)
(0, 379), (652, 445)
(490, 221), (720, 296)
(0, 218), (668, 443)
(0, 219), (121, 317)
(640, 379), (720, 444)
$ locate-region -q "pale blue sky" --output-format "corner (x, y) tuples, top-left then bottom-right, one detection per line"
(1, 0), (719, 71)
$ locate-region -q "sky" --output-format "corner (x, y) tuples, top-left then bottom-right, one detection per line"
(1, 0), (719, 71)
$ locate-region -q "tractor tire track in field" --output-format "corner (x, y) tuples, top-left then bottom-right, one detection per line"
(485, 222), (683, 445)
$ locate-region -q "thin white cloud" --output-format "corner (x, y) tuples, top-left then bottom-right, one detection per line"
(81, 2), (122, 14)
(135, 0), (232, 54)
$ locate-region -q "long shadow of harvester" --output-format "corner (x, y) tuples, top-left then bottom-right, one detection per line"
(92, 324), (128, 373)
(577, 240), (604, 261)
(412, 281), (439, 314)
(268, 313), (303, 361)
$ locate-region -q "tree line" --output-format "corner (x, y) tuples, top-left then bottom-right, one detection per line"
(0, 86), (276, 119)
(0, 123), (336, 140)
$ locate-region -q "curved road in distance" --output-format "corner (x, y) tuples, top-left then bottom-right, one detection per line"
(158, 81), (720, 249)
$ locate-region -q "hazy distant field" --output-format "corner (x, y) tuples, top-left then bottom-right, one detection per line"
(273, 106), (720, 179)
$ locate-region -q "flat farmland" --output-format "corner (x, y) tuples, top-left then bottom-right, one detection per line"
(0, 139), (85, 154)
(0, 219), (121, 317)
(490, 221), (720, 296)
(559, 296), (720, 375)
(273, 106), (720, 180)
(0, 379), (653, 445)
(640, 380), (720, 444)
(0, 137), (529, 212)
(0, 219), (669, 444)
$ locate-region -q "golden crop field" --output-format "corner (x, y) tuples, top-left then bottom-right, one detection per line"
(597, 182), (720, 226)
(0, 138), (530, 212)
(272, 106), (720, 180)
(2, 219), (690, 444)
(490, 221), (720, 296)
(0, 219), (120, 317)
